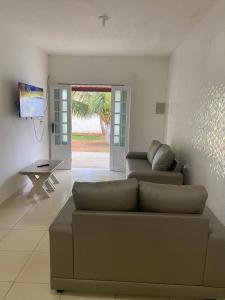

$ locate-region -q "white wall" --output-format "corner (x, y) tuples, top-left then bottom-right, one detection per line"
(72, 115), (102, 134)
(49, 55), (169, 151)
(166, 0), (225, 223)
(0, 22), (49, 203)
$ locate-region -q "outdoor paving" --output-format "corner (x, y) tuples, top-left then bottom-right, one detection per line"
(72, 152), (110, 169)
(72, 140), (109, 152)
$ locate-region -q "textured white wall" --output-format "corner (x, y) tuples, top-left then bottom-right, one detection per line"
(166, 0), (225, 223)
(49, 55), (169, 151)
(0, 22), (49, 203)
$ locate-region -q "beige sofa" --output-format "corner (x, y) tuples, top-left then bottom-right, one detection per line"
(49, 179), (225, 299)
(126, 140), (183, 184)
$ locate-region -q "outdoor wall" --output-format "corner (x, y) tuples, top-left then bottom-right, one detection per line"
(49, 55), (169, 151)
(0, 21), (49, 204)
(166, 0), (225, 223)
(72, 115), (102, 134)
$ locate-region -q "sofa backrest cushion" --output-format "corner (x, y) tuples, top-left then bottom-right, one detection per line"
(152, 144), (175, 171)
(147, 140), (162, 164)
(73, 179), (138, 211)
(170, 160), (183, 172)
(139, 182), (208, 214)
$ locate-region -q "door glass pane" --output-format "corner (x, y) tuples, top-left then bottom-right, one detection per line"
(54, 101), (60, 111)
(55, 124), (60, 134)
(62, 101), (67, 111)
(121, 114), (126, 125)
(62, 124), (67, 134)
(53, 87), (70, 148)
(122, 90), (127, 102)
(114, 114), (120, 124)
(54, 89), (60, 100)
(62, 135), (68, 145)
(62, 89), (68, 100)
(115, 90), (121, 102)
(114, 125), (120, 136)
(114, 136), (120, 145)
(55, 112), (60, 122)
(122, 102), (126, 114)
(115, 102), (121, 113)
(55, 135), (60, 145)
(121, 126), (126, 137)
(120, 137), (125, 147)
(62, 112), (67, 122)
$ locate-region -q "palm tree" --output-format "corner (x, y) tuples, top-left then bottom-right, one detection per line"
(72, 91), (111, 143)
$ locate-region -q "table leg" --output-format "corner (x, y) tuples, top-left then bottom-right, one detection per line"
(27, 174), (50, 199)
(44, 179), (56, 193)
(50, 174), (60, 184)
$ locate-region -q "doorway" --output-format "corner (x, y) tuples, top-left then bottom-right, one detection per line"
(71, 85), (111, 169)
(50, 85), (130, 172)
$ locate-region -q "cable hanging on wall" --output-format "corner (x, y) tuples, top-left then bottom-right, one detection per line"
(32, 96), (48, 143)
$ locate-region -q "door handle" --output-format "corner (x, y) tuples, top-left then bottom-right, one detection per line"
(51, 122), (55, 133)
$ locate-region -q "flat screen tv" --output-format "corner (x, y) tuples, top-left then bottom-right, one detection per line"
(18, 82), (45, 118)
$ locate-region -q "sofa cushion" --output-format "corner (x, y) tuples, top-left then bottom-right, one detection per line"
(152, 144), (175, 171)
(147, 140), (162, 164)
(170, 160), (183, 172)
(126, 158), (152, 174)
(139, 182), (208, 214)
(73, 179), (138, 211)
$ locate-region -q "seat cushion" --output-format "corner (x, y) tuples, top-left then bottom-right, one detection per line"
(73, 179), (138, 211)
(139, 182), (208, 213)
(126, 158), (152, 174)
(152, 144), (175, 171)
(147, 140), (162, 164)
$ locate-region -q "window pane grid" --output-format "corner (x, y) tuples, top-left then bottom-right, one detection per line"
(54, 101), (60, 112)
(54, 89), (60, 100)
(112, 89), (127, 146)
(62, 101), (68, 112)
(54, 88), (69, 146)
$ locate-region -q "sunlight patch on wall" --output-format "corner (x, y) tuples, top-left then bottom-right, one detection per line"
(192, 82), (225, 179)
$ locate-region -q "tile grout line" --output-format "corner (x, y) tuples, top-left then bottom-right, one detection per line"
(0, 195), (60, 298)
(0, 230), (10, 243)
(2, 281), (14, 300)
(1, 170), (124, 299)
(0, 176), (65, 299)
(1, 227), (48, 299)
(12, 228), (49, 282)
(1, 202), (36, 231)
(3, 184), (61, 231)
(0, 228), (47, 252)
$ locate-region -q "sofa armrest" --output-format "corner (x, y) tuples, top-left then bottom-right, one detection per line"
(126, 152), (148, 160)
(49, 197), (74, 280)
(204, 228), (225, 287)
(127, 170), (183, 185)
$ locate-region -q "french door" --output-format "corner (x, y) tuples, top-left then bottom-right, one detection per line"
(50, 85), (72, 169)
(110, 86), (130, 172)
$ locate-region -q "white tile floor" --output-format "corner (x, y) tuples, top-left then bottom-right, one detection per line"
(72, 152), (110, 169)
(0, 168), (128, 300)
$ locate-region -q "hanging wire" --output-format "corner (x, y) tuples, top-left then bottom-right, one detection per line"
(32, 99), (48, 143)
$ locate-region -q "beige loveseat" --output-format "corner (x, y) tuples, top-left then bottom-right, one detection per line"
(126, 140), (183, 184)
(49, 179), (225, 299)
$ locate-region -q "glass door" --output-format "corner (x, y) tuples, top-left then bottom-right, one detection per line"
(110, 86), (130, 171)
(50, 85), (71, 169)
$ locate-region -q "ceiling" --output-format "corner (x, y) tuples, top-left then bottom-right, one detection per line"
(0, 0), (216, 55)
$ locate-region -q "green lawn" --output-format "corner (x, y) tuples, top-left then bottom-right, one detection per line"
(72, 133), (101, 141)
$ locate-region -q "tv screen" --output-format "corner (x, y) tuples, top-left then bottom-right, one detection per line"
(19, 82), (45, 118)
